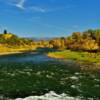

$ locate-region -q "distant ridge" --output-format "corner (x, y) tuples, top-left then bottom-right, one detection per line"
(24, 37), (54, 41)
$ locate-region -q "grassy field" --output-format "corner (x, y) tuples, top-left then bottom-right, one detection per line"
(48, 50), (100, 65)
(0, 61), (100, 99)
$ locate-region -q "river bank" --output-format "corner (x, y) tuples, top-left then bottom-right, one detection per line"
(0, 45), (37, 56)
(0, 51), (24, 56)
(48, 50), (100, 65)
(0, 49), (37, 56)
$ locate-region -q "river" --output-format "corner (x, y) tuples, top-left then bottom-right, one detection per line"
(0, 53), (57, 63)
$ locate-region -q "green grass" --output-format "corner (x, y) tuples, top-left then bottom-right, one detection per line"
(48, 50), (100, 65)
(0, 61), (100, 99)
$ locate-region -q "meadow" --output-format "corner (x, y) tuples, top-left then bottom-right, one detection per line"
(48, 50), (100, 65)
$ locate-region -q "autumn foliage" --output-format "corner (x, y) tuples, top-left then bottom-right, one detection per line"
(0, 29), (100, 52)
(49, 29), (100, 52)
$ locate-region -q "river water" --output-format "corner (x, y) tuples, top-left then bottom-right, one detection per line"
(0, 53), (56, 63)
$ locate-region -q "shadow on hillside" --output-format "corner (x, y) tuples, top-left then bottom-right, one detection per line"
(35, 47), (59, 54)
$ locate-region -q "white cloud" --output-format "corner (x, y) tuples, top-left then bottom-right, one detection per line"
(6, 0), (46, 12)
(8, 0), (26, 10)
(15, 0), (25, 9)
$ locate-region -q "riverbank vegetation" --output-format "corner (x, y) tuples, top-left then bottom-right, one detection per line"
(49, 29), (100, 52)
(47, 29), (100, 65)
(48, 50), (100, 65)
(0, 30), (50, 53)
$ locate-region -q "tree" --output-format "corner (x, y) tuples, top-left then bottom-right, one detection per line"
(60, 37), (66, 49)
(95, 30), (100, 45)
(81, 39), (99, 51)
(3, 29), (7, 34)
(85, 29), (95, 39)
(72, 32), (81, 41)
(49, 38), (62, 49)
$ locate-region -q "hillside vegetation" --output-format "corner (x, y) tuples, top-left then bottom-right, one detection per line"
(0, 30), (37, 53)
(48, 29), (100, 52)
(0, 29), (100, 53)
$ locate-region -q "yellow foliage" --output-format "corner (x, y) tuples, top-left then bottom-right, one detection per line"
(82, 39), (99, 50)
(2, 33), (13, 39)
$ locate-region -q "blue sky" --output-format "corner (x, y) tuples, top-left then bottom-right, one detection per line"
(0, 0), (100, 37)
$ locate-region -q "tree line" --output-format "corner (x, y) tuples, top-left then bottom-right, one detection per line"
(49, 29), (100, 52)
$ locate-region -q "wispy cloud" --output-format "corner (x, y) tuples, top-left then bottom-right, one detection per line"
(28, 5), (72, 13)
(8, 0), (26, 10)
(6, 0), (46, 12)
(29, 6), (46, 13)
(15, 0), (25, 9)
(47, 6), (72, 12)
(4, 0), (74, 13)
